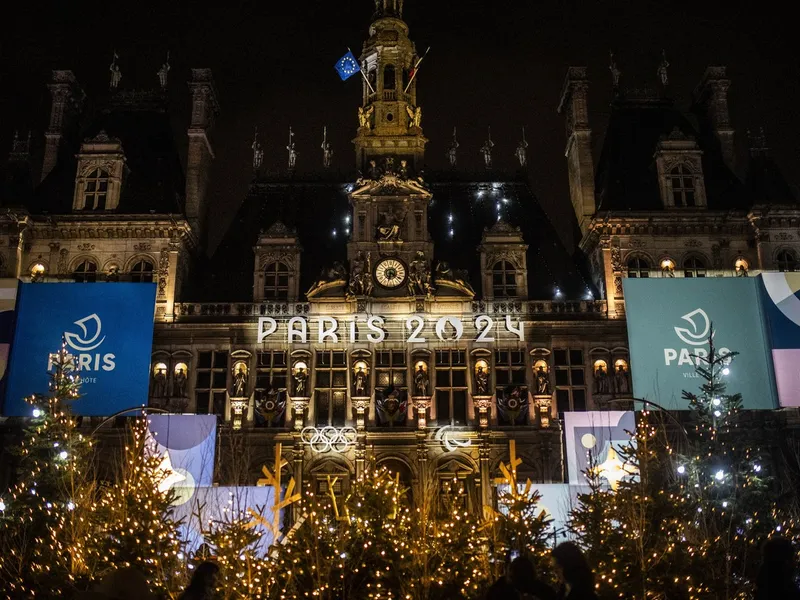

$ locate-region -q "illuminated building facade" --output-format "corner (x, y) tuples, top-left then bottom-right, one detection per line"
(2, 0), (799, 508)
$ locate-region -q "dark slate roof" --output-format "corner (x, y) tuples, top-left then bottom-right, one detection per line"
(196, 171), (595, 302)
(745, 151), (798, 206)
(594, 91), (747, 212)
(29, 90), (185, 215)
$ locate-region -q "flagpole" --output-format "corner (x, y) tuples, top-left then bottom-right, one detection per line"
(404, 46), (430, 94)
(348, 47), (375, 94)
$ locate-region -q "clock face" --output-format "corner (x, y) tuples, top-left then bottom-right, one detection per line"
(375, 258), (407, 289)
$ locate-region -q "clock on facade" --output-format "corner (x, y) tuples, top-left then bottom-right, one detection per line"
(374, 258), (407, 289)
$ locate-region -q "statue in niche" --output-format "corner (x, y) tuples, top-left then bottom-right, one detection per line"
(475, 365), (490, 396)
(408, 251), (433, 296)
(614, 364), (630, 395)
(109, 54), (122, 89)
(358, 105), (374, 130)
(174, 366), (188, 397)
(535, 365), (550, 395)
(152, 366), (167, 397)
(377, 207), (406, 242)
(353, 365), (369, 396)
(414, 364), (429, 396)
(609, 51), (622, 89)
(594, 364), (610, 395)
(293, 366), (308, 397)
(399, 159), (410, 179)
(367, 159), (382, 180)
(406, 105), (422, 128)
(657, 49), (669, 87)
(384, 157), (395, 175)
(480, 136), (494, 169)
(232, 364), (248, 397)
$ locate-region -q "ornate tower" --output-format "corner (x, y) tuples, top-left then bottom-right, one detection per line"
(353, 0), (427, 174)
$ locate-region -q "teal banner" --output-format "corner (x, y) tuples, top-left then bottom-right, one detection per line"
(623, 278), (777, 410)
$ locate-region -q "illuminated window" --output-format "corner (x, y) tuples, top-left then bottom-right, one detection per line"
(626, 257), (650, 278)
(73, 259), (98, 283)
(554, 348), (586, 414)
(683, 257), (707, 278)
(435, 350), (467, 426)
(130, 260), (154, 283)
(777, 250), (798, 273)
(82, 168), (109, 210)
(315, 351), (347, 427)
(492, 261), (517, 297)
(195, 351), (228, 417)
(669, 165), (695, 207)
(264, 262), (289, 301)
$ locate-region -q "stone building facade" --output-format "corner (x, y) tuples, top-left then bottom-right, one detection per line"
(2, 0), (799, 509)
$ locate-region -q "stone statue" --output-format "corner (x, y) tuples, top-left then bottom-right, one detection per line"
(515, 127), (528, 167)
(293, 367), (308, 397)
(535, 365), (550, 395)
(232, 364), (248, 397)
(447, 127), (459, 167)
(399, 159), (409, 179)
(287, 128), (297, 170)
(157, 53), (170, 88)
(408, 251), (433, 296)
(358, 105), (374, 129)
(481, 128), (494, 169)
(348, 252), (373, 297)
(322, 126), (333, 168)
(152, 366), (167, 397)
(367, 159), (382, 180)
(594, 364), (610, 395)
(109, 54), (122, 89)
(378, 207), (406, 242)
(406, 105), (422, 128)
(614, 364), (630, 395)
(414, 364), (429, 396)
(174, 367), (187, 397)
(658, 49), (669, 87)
(252, 128), (264, 170)
(475, 365), (489, 395)
(354, 366), (368, 396)
(609, 51), (621, 89)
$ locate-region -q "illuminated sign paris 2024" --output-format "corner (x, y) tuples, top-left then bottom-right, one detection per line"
(256, 315), (525, 344)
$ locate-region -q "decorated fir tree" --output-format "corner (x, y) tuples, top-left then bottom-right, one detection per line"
(677, 334), (778, 599)
(89, 417), (186, 596)
(0, 341), (99, 596)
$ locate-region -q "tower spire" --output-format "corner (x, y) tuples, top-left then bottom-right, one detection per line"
(373, 0), (404, 20)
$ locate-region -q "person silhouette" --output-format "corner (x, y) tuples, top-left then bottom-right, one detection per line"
(551, 542), (598, 600)
(755, 537), (800, 600)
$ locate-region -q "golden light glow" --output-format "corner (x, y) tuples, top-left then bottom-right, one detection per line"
(661, 258), (675, 271)
(174, 362), (188, 375)
(30, 263), (46, 278)
(153, 362), (168, 376)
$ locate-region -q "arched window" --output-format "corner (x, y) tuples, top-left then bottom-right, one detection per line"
(83, 168), (109, 210)
(626, 257), (650, 278)
(492, 261), (517, 297)
(383, 65), (396, 92)
(130, 260), (155, 283)
(683, 256), (707, 278)
(670, 165), (695, 207)
(73, 259), (98, 283)
(777, 250), (798, 273)
(264, 262), (289, 301)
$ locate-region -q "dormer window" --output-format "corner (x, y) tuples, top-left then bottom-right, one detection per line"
(264, 262), (289, 300)
(670, 165), (695, 207)
(83, 168), (109, 210)
(492, 261), (517, 297)
(73, 131), (125, 211)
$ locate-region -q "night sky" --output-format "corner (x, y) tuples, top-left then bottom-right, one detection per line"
(2, 0), (798, 252)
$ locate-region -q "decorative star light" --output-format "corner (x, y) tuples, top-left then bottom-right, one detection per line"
(593, 446), (636, 491)
(156, 451), (187, 493)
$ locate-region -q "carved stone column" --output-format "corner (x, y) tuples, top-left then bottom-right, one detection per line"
(352, 397), (370, 479)
(230, 397), (248, 430)
(290, 397), (310, 431)
(411, 396), (430, 430)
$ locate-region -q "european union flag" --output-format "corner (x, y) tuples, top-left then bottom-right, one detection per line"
(335, 51), (361, 81)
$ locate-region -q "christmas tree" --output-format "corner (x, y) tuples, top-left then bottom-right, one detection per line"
(89, 416), (186, 595)
(677, 333), (778, 599)
(0, 341), (99, 596)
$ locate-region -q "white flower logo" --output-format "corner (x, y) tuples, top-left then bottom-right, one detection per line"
(64, 314), (106, 352)
(674, 308), (712, 346)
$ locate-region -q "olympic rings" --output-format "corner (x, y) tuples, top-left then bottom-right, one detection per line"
(301, 426), (357, 453)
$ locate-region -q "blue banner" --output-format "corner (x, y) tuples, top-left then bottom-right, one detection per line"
(623, 278), (777, 410)
(3, 283), (156, 416)
(0, 279), (19, 402)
